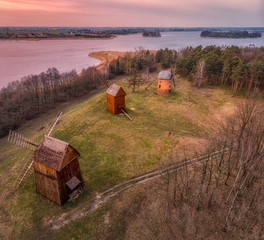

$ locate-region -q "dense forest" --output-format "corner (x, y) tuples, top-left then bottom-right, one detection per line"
(0, 67), (103, 137)
(109, 45), (264, 95)
(1, 45), (264, 138)
(201, 31), (262, 38)
(174, 45), (264, 93)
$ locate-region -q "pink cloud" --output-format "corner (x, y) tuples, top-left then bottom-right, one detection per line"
(0, 0), (262, 26)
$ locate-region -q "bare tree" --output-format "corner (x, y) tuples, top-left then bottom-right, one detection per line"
(193, 59), (206, 88)
(128, 68), (143, 92)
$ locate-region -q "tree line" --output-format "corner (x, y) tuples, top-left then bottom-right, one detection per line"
(174, 45), (264, 95)
(0, 67), (103, 137)
(109, 46), (264, 96)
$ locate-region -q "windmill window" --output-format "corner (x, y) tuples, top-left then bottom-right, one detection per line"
(68, 172), (72, 178)
(159, 85), (161, 88)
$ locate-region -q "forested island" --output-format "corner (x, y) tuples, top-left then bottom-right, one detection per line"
(0, 29), (113, 40)
(201, 30), (262, 38)
(0, 27), (146, 40)
(142, 30), (161, 37)
(0, 27), (163, 40)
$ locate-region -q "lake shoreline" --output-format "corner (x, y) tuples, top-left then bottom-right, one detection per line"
(89, 51), (129, 71)
(0, 36), (116, 41)
(1, 31), (263, 89)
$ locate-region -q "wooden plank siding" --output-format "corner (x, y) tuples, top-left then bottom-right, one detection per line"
(157, 79), (172, 96)
(114, 96), (125, 114)
(107, 94), (116, 114)
(34, 161), (61, 205)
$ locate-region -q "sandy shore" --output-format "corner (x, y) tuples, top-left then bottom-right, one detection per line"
(89, 51), (129, 72)
(89, 50), (157, 71)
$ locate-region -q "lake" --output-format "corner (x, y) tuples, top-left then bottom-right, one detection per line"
(0, 31), (263, 88)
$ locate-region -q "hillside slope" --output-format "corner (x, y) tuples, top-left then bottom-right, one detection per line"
(0, 71), (239, 239)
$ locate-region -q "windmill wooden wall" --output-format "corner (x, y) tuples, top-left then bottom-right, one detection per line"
(34, 136), (83, 205)
(106, 84), (126, 114)
(157, 79), (172, 96)
(157, 70), (172, 96)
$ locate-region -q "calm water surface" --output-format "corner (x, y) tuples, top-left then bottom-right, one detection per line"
(0, 31), (263, 88)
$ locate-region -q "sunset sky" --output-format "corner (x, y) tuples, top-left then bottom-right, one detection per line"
(0, 0), (263, 27)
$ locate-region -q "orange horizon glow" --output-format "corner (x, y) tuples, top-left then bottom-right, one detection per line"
(0, 0), (263, 27)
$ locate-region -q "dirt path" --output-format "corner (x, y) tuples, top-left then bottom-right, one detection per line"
(43, 149), (229, 231)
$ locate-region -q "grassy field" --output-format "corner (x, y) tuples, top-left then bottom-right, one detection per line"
(0, 71), (239, 239)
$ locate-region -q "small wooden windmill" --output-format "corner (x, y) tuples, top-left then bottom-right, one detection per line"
(7, 112), (84, 205)
(157, 70), (173, 96)
(145, 68), (175, 91)
(98, 74), (132, 120)
(106, 84), (126, 114)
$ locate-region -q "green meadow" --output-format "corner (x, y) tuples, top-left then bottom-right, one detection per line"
(0, 72), (236, 239)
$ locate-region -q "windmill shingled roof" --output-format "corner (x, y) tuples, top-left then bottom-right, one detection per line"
(106, 84), (126, 97)
(158, 70), (172, 80)
(34, 135), (79, 171)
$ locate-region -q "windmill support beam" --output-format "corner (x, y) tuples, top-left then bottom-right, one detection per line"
(121, 108), (132, 121)
(172, 76), (176, 87)
(99, 76), (110, 88)
(145, 79), (156, 91)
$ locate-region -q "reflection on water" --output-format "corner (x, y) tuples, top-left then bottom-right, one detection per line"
(0, 31), (263, 88)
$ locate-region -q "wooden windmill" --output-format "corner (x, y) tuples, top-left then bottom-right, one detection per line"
(106, 84), (126, 114)
(98, 74), (132, 120)
(157, 70), (173, 96)
(7, 112), (84, 205)
(145, 68), (175, 91)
